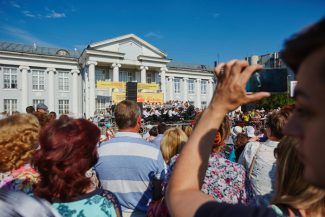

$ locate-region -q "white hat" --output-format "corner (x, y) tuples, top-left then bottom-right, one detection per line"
(231, 126), (243, 137)
(246, 126), (255, 138)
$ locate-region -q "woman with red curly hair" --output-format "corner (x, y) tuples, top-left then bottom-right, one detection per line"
(33, 116), (122, 217)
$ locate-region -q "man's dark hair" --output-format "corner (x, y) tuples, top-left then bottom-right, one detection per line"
(26, 106), (35, 114)
(157, 122), (167, 134)
(281, 18), (325, 74)
(114, 100), (140, 129)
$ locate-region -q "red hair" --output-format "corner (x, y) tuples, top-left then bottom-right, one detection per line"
(32, 116), (100, 202)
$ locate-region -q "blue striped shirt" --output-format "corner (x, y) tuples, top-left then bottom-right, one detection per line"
(95, 132), (166, 213)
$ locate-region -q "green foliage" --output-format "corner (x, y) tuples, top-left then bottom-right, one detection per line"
(254, 93), (295, 110)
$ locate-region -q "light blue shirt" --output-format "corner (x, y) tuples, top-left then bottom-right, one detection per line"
(95, 132), (165, 213)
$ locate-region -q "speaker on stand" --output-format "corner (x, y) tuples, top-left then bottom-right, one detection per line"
(126, 82), (138, 102)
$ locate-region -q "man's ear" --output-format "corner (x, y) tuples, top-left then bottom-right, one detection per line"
(137, 116), (142, 125)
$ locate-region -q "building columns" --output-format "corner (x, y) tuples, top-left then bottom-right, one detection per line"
(140, 65), (148, 83)
(19, 66), (29, 112)
(112, 63), (121, 92)
(195, 78), (201, 108)
(182, 78), (188, 103)
(160, 67), (167, 102)
(46, 67), (56, 112)
(87, 61), (97, 117)
(71, 69), (80, 117)
(168, 76), (174, 101)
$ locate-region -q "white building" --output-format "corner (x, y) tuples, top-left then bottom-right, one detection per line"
(0, 34), (215, 118)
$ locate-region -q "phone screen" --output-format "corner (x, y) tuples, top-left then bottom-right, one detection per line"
(246, 68), (288, 93)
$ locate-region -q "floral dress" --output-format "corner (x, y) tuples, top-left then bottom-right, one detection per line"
(167, 153), (252, 205)
(0, 164), (39, 195)
(201, 153), (252, 204)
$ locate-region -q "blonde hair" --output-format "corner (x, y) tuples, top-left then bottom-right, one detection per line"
(160, 128), (188, 162)
(0, 114), (40, 172)
(182, 126), (193, 138)
(272, 136), (325, 216)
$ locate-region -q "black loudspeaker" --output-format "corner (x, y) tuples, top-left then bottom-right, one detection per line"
(126, 82), (138, 102)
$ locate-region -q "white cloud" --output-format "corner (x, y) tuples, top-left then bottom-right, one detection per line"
(21, 8), (66, 19)
(213, 13), (220, 18)
(0, 25), (59, 48)
(10, 1), (20, 8)
(22, 10), (36, 18)
(46, 10), (66, 18)
(144, 32), (163, 39)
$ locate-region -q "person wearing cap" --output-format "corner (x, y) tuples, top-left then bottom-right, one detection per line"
(36, 103), (48, 114)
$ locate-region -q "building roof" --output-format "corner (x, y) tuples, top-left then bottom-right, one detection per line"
(167, 62), (213, 71)
(0, 41), (81, 59)
(0, 41), (213, 71)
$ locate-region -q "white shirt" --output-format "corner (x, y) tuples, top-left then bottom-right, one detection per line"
(238, 139), (279, 206)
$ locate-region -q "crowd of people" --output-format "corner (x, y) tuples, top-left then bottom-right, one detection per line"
(1, 18), (325, 217)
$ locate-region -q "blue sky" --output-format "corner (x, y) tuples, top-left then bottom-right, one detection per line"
(0, 0), (324, 65)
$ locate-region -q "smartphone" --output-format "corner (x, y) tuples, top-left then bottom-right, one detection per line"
(246, 68), (288, 93)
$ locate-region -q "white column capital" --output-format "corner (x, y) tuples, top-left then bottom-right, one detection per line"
(160, 67), (168, 72)
(86, 61), (98, 66)
(46, 67), (56, 72)
(183, 77), (189, 81)
(196, 78), (202, 82)
(19, 66), (30, 71)
(71, 69), (80, 75)
(112, 63), (121, 68)
(168, 76), (174, 80)
(140, 65), (149, 70)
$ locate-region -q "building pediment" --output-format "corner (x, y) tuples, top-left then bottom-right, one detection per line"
(88, 34), (167, 61)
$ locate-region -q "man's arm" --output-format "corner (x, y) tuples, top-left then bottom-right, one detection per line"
(166, 60), (270, 217)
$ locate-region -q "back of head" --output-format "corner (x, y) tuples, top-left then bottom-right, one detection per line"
(157, 122), (167, 134)
(114, 100), (140, 130)
(32, 112), (50, 128)
(265, 110), (290, 140)
(33, 116), (100, 202)
(149, 126), (158, 137)
(0, 114), (40, 172)
(160, 128), (188, 162)
(272, 137), (325, 215)
(25, 106), (35, 114)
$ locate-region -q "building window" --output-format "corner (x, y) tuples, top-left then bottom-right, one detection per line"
(95, 69), (109, 82)
(201, 80), (207, 94)
(146, 72), (156, 83)
(188, 79), (195, 94)
(96, 97), (109, 114)
(58, 71), (69, 91)
(58, 100), (69, 114)
(32, 69), (45, 90)
(4, 99), (17, 115)
(174, 78), (180, 93)
(3, 67), (18, 89)
(33, 99), (45, 109)
(119, 71), (135, 82)
(201, 101), (207, 108)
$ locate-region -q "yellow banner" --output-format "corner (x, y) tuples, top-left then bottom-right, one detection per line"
(97, 81), (126, 89)
(96, 81), (159, 90)
(137, 83), (159, 90)
(112, 92), (164, 103)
